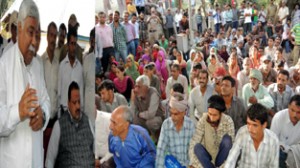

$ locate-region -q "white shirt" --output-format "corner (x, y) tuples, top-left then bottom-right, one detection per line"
(244, 8), (252, 23)
(42, 51), (60, 119)
(45, 111), (94, 168)
(278, 6), (289, 25)
(174, 13), (183, 27)
(130, 20), (139, 39)
(270, 109), (300, 152)
(166, 74), (189, 100)
(2, 40), (15, 55)
(58, 55), (84, 113)
(258, 10), (267, 23)
(0, 44), (50, 168)
(83, 52), (95, 122)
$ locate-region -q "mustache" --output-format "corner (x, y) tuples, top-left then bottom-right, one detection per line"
(29, 45), (36, 53)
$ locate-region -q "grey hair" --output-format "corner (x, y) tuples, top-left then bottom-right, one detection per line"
(136, 75), (150, 87)
(18, 0), (40, 28)
(120, 106), (133, 124)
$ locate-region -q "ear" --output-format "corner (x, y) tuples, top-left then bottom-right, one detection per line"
(262, 121), (267, 129)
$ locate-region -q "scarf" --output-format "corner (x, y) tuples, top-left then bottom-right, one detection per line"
(114, 76), (134, 93)
(155, 50), (169, 82)
(125, 55), (140, 81)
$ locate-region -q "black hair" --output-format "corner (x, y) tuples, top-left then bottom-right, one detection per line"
(247, 103), (268, 125)
(132, 13), (137, 17)
(222, 75), (236, 87)
(117, 64), (125, 72)
(193, 63), (202, 70)
(68, 81), (80, 101)
(199, 69), (209, 79)
(98, 79), (115, 92)
(144, 63), (155, 70)
(207, 95), (226, 113)
(47, 22), (57, 35)
(278, 69), (289, 79)
(171, 64), (180, 71)
(289, 95), (300, 106)
(59, 23), (67, 33)
(67, 28), (78, 44)
(172, 83), (184, 94)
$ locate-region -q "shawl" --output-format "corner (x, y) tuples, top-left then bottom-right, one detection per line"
(114, 76), (134, 93)
(155, 50), (169, 82)
(125, 55), (140, 81)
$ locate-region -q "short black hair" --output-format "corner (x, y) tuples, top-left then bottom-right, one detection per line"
(172, 83), (184, 94)
(132, 13), (137, 17)
(144, 63), (155, 70)
(59, 23), (67, 33)
(222, 75), (236, 87)
(171, 64), (180, 71)
(289, 94), (300, 106)
(68, 81), (80, 101)
(247, 103), (268, 125)
(199, 69), (209, 79)
(193, 63), (202, 70)
(98, 79), (115, 92)
(47, 22), (57, 35)
(208, 95), (226, 113)
(67, 28), (78, 44)
(278, 69), (289, 79)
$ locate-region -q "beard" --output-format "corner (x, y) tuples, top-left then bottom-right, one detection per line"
(207, 116), (220, 128)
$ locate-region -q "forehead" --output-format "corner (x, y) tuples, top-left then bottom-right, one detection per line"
(24, 16), (39, 29)
(247, 117), (262, 126)
(70, 89), (80, 99)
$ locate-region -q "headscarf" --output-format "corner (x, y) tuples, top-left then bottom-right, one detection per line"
(114, 75), (134, 93)
(155, 50), (169, 82)
(169, 92), (188, 112)
(125, 54), (140, 81)
(249, 69), (263, 83)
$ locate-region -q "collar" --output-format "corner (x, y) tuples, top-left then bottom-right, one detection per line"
(247, 128), (268, 145)
(169, 116), (188, 131)
(63, 54), (79, 67)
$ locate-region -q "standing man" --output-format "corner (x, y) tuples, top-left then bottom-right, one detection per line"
(130, 13), (139, 57)
(267, 0), (277, 23)
(189, 95), (235, 168)
(111, 11), (127, 63)
(225, 103), (279, 168)
(0, 0), (50, 167)
(58, 29), (84, 113)
(109, 105), (156, 167)
(244, 2), (252, 35)
(55, 23), (67, 62)
(166, 64), (189, 100)
(97, 12), (114, 72)
(123, 12), (136, 57)
(270, 95), (300, 168)
(165, 8), (174, 38)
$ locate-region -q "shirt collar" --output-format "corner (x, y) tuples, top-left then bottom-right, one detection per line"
(64, 54), (79, 67)
(169, 116), (188, 131)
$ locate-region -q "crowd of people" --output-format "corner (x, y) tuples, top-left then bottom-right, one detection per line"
(96, 0), (300, 167)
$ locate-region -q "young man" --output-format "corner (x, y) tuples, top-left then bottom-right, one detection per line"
(225, 103), (279, 168)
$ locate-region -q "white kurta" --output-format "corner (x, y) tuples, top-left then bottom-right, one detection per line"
(0, 44), (50, 168)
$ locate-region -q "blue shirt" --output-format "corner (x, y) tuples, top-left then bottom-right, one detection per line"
(156, 116), (195, 167)
(109, 125), (156, 168)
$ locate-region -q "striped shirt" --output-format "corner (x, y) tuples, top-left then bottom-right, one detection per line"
(291, 23), (300, 45)
(156, 116), (195, 168)
(225, 126), (279, 168)
(110, 22), (127, 51)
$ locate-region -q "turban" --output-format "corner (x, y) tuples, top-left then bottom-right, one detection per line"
(169, 92), (188, 112)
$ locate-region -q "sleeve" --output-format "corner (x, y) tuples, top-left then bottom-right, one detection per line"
(165, 79), (171, 99)
(0, 62), (21, 136)
(45, 121), (60, 168)
(39, 67), (51, 131)
(188, 90), (196, 121)
(139, 92), (160, 120)
(138, 129), (156, 168)
(189, 115), (205, 166)
(270, 135), (280, 168)
(257, 87), (274, 109)
(224, 128), (243, 168)
(155, 121), (168, 168)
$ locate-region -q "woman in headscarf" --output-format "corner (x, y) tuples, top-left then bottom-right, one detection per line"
(138, 54), (151, 74)
(207, 54), (222, 80)
(114, 64), (135, 102)
(187, 49), (196, 77)
(155, 50), (169, 84)
(193, 51), (207, 70)
(227, 52), (240, 79)
(125, 54), (140, 81)
(174, 50), (188, 82)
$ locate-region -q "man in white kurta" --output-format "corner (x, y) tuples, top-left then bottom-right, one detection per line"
(0, 1), (50, 167)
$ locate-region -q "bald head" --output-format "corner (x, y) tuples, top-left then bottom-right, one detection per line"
(110, 106), (132, 139)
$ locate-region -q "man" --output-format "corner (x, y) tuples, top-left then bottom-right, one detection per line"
(0, 0), (50, 167)
(242, 69), (274, 109)
(244, 2), (252, 35)
(277, 1), (289, 25)
(231, 4), (239, 29)
(109, 105), (156, 167)
(147, 8), (162, 45)
(138, 13), (147, 48)
(166, 64), (189, 100)
(83, 28), (96, 122)
(226, 103), (279, 167)
(156, 93), (195, 168)
(290, 22), (300, 66)
(98, 80), (127, 113)
(123, 12), (136, 57)
(55, 23), (66, 61)
(259, 55), (277, 87)
(266, 0), (277, 23)
(111, 11), (127, 62)
(268, 70), (295, 113)
(264, 37), (276, 58)
(97, 11), (114, 72)
(131, 75), (164, 142)
(271, 95), (300, 168)
(190, 63), (202, 89)
(58, 28), (84, 113)
(165, 8), (174, 38)
(189, 95), (235, 168)
(189, 70), (215, 123)
(238, 2), (245, 28)
(46, 82), (94, 167)
(213, 5), (222, 34)
(130, 13), (139, 56)
(221, 76), (246, 132)
(224, 4), (233, 32)
(237, 58), (251, 98)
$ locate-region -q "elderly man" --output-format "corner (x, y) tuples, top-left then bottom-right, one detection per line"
(156, 93), (195, 168)
(189, 95), (235, 168)
(259, 55), (277, 87)
(189, 70), (215, 123)
(46, 82), (94, 167)
(58, 29), (84, 113)
(268, 70), (295, 113)
(225, 103), (279, 168)
(271, 95), (300, 168)
(108, 105), (156, 167)
(221, 76), (246, 133)
(0, 0), (50, 167)
(131, 75), (164, 142)
(242, 69), (274, 110)
(98, 80), (127, 113)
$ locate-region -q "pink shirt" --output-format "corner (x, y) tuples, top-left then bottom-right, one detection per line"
(97, 24), (114, 48)
(123, 22), (136, 42)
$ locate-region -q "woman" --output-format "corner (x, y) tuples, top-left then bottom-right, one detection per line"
(228, 52), (240, 79)
(114, 64), (135, 102)
(108, 61), (118, 81)
(139, 54), (151, 74)
(155, 50), (169, 84)
(207, 54), (221, 80)
(193, 51), (207, 70)
(274, 47), (288, 70)
(174, 50), (188, 82)
(187, 49), (196, 76)
(125, 54), (140, 81)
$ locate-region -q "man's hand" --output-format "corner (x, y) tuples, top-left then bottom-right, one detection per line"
(249, 96), (258, 104)
(19, 84), (39, 121)
(29, 106), (44, 131)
